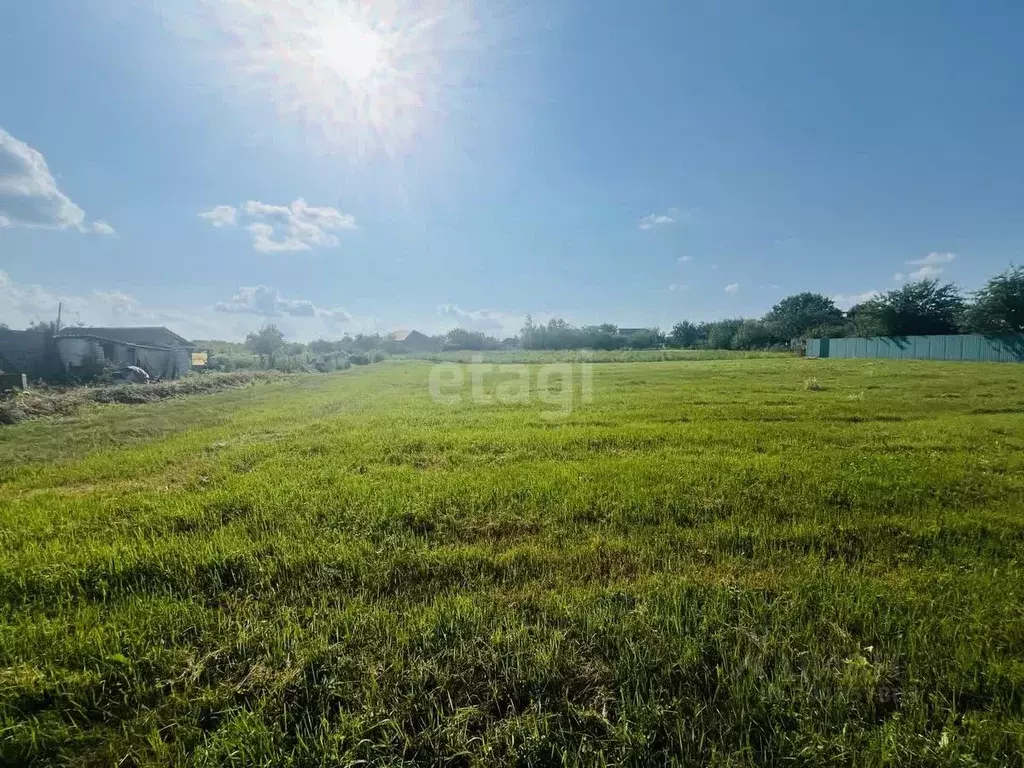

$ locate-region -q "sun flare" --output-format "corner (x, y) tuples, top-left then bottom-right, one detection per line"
(189, 0), (480, 157)
(310, 11), (387, 85)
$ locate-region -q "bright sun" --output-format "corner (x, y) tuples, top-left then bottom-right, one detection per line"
(195, 0), (480, 157)
(312, 13), (386, 85)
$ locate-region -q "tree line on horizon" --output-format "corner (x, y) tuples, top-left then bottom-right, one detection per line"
(445, 265), (1024, 352)
(5, 267), (1021, 363)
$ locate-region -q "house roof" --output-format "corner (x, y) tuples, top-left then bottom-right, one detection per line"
(389, 329), (428, 342)
(55, 326), (193, 349)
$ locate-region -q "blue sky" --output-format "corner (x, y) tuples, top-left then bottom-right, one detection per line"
(1, 0), (1023, 341)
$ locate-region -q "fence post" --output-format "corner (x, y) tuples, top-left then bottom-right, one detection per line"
(21, 373), (29, 391)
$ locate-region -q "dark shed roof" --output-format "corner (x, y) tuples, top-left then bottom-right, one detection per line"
(55, 326), (193, 349)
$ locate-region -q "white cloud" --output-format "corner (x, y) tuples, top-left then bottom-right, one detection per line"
(199, 198), (356, 252)
(0, 269), (219, 338)
(88, 220), (117, 236)
(724, 283), (740, 294)
(437, 304), (509, 333)
(639, 212), (674, 230)
(0, 127), (114, 234)
(0, 271), (365, 341)
(831, 290), (881, 310)
(668, 283), (690, 292)
(198, 205), (237, 227)
(909, 265), (945, 280)
(677, 256), (692, 264)
(215, 285), (351, 322)
(908, 251), (956, 267)
(894, 252), (957, 281)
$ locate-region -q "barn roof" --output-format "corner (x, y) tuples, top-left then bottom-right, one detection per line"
(55, 326), (193, 349)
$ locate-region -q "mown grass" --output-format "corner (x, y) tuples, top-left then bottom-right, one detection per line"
(0, 371), (290, 426)
(1, 358), (1023, 766)
(410, 348), (789, 364)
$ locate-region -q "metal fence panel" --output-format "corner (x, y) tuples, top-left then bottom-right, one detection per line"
(807, 334), (1024, 362)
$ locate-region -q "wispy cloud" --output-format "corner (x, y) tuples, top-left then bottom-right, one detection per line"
(0, 127), (115, 234)
(724, 282), (740, 294)
(199, 198), (356, 252)
(677, 256), (692, 264)
(89, 220), (116, 236)
(894, 252), (957, 281)
(639, 212), (675, 230)
(437, 304), (510, 334)
(668, 283), (690, 292)
(909, 252), (956, 267)
(215, 285), (351, 322)
(832, 290), (881, 310)
(198, 205), (237, 228)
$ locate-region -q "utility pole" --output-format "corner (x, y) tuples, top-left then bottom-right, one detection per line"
(55, 302), (62, 334)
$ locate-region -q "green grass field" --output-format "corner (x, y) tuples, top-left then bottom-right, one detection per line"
(407, 348), (788, 364)
(2, 358), (1023, 766)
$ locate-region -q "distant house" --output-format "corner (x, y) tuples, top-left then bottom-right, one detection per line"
(55, 326), (194, 380)
(388, 329), (434, 352)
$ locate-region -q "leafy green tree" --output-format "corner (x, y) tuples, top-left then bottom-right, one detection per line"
(519, 315), (538, 349)
(706, 319), (743, 349)
(308, 338), (335, 355)
(352, 333), (384, 352)
(851, 281), (965, 336)
(244, 324), (286, 368)
(579, 325), (623, 350)
(763, 293), (844, 340)
(669, 321), (701, 348)
(732, 319), (777, 350)
(963, 265), (1024, 333)
(445, 328), (500, 350)
(626, 328), (664, 349)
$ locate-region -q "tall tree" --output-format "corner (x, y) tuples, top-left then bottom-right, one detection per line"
(763, 293), (844, 340)
(851, 280), (964, 336)
(963, 265), (1024, 333)
(732, 319), (777, 350)
(706, 319), (743, 349)
(244, 325), (286, 367)
(669, 321), (700, 348)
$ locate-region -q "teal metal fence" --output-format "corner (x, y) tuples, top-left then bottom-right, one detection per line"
(806, 334), (1024, 362)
